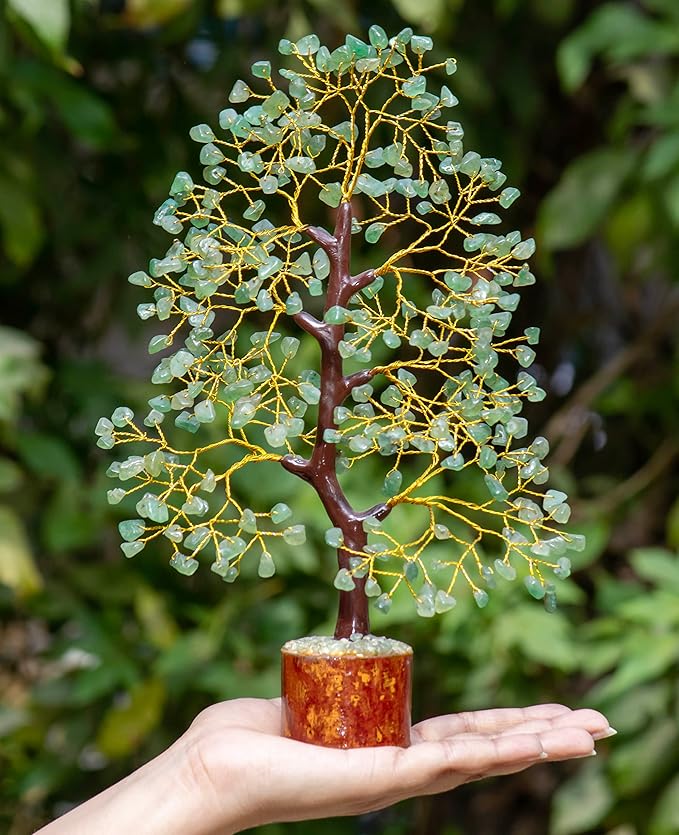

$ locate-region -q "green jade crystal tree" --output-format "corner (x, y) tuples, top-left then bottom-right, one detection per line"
(96, 27), (583, 640)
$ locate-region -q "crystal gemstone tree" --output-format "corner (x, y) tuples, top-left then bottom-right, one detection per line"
(96, 26), (584, 747)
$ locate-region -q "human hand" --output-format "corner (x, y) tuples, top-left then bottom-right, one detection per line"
(37, 697), (613, 835)
(181, 697), (614, 833)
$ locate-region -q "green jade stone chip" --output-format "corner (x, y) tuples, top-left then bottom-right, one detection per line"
(119, 519), (144, 542)
(121, 542), (144, 559)
(297, 34), (320, 55)
(473, 589), (489, 608)
(435, 591), (456, 613)
(404, 561), (419, 582)
(111, 407), (134, 427)
(170, 553), (199, 576)
(484, 475), (509, 501)
(283, 524), (306, 545)
(365, 223), (386, 243)
(368, 25), (388, 48)
(286, 293), (303, 315)
(95, 417), (113, 436)
(271, 503), (292, 524)
(524, 575), (545, 600)
(229, 80), (250, 103)
(325, 527), (344, 547)
(264, 424), (288, 448)
(494, 559), (517, 581)
(334, 568), (356, 591)
(258, 551), (276, 578)
(107, 488), (125, 505)
(324, 306), (350, 324)
(383, 469), (402, 496)
(189, 124), (215, 143)
(374, 594), (392, 614)
(240, 508), (257, 533)
(251, 61), (271, 79)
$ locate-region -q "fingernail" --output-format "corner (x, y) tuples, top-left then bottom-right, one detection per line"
(574, 750), (597, 758)
(592, 727), (617, 740)
(539, 751), (549, 759)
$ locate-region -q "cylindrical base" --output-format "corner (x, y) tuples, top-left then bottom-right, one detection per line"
(281, 635), (413, 748)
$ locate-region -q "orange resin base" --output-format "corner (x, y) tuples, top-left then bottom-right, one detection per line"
(281, 645), (412, 748)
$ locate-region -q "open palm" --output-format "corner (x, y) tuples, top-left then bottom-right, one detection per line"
(183, 698), (612, 832)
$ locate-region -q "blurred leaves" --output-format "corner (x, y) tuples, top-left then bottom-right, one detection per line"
(96, 678), (165, 758)
(0, 505), (42, 596)
(557, 3), (679, 92)
(538, 148), (635, 250)
(0, 174), (44, 267)
(0, 328), (47, 422)
(123, 0), (195, 28)
(550, 764), (614, 835)
(7, 0), (70, 57)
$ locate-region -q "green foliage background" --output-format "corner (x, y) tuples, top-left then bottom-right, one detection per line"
(1, 1), (678, 833)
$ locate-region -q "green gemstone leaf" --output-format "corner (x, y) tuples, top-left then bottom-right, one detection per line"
(319, 183), (342, 207)
(229, 80), (250, 103)
(296, 34), (320, 55)
(368, 25), (388, 48)
(365, 222), (386, 243)
(251, 60), (271, 79)
(189, 124), (215, 143)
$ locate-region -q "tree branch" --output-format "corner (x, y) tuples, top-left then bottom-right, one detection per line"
(339, 268), (376, 306)
(292, 311), (332, 348)
(342, 368), (379, 398)
(305, 225), (337, 254)
(280, 454), (312, 482)
(357, 502), (392, 522)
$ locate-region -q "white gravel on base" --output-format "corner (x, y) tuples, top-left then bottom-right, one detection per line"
(281, 634), (413, 658)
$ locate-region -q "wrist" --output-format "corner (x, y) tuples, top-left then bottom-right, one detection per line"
(35, 735), (238, 835)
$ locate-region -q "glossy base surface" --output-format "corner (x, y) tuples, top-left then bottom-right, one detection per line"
(281, 638), (413, 748)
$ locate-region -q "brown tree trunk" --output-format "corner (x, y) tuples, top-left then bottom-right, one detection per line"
(281, 202), (389, 639)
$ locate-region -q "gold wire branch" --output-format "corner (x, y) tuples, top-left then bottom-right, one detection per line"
(96, 28), (580, 622)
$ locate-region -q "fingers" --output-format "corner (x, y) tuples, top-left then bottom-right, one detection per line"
(384, 724), (598, 800)
(389, 731), (545, 796)
(493, 709), (612, 741)
(412, 703), (572, 742)
(535, 726), (596, 760)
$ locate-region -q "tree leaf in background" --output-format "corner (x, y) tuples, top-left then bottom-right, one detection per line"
(123, 0), (195, 28)
(662, 172), (679, 227)
(96, 678), (165, 758)
(0, 458), (23, 493)
(7, 0), (69, 56)
(666, 497), (679, 550)
(650, 774), (679, 835)
(0, 174), (44, 268)
(557, 3), (679, 92)
(610, 718), (679, 794)
(49, 76), (121, 150)
(41, 484), (99, 552)
(537, 147), (635, 250)
(0, 327), (47, 422)
(15, 433), (81, 481)
(550, 763), (614, 835)
(493, 605), (578, 671)
(0, 505), (42, 596)
(630, 547), (679, 592)
(588, 632), (678, 703)
(134, 585), (179, 650)
(642, 132), (679, 181)
(390, 0), (449, 29)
